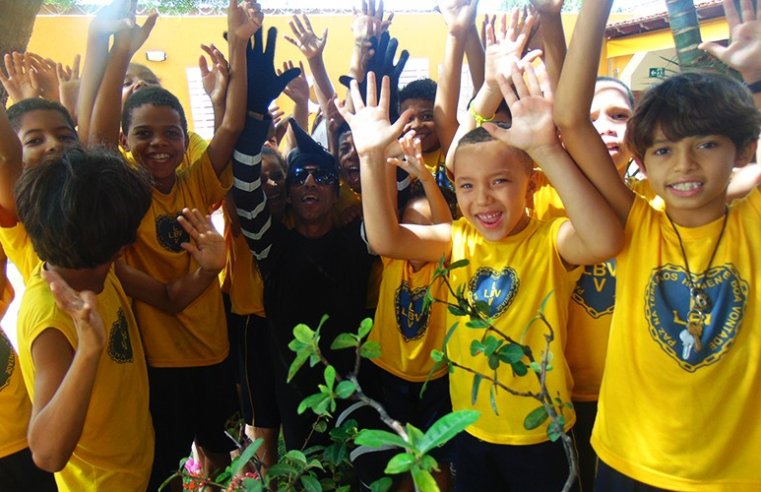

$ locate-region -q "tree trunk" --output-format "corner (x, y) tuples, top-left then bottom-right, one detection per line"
(666, 0), (704, 69)
(0, 0), (44, 105)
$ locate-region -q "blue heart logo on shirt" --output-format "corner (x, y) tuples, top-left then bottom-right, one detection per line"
(467, 266), (519, 319)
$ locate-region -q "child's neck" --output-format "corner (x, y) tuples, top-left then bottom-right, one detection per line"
(153, 175), (177, 195)
(45, 262), (111, 294)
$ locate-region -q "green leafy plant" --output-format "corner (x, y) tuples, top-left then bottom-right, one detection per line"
(422, 258), (579, 492)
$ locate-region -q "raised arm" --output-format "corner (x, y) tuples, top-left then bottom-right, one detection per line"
(528, 0), (566, 91)
(57, 54), (82, 126)
(0, 52), (42, 104)
(0, 105), (22, 226)
(388, 133), (454, 224)
(434, 0), (480, 155)
(115, 208), (225, 314)
(27, 275), (105, 472)
(445, 10), (538, 173)
(199, 43), (229, 132)
(283, 14), (334, 115)
(486, 62), (623, 267)
(337, 74), (452, 263)
(553, 0), (633, 225)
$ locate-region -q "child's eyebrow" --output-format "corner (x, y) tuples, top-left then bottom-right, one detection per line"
(22, 126), (74, 138)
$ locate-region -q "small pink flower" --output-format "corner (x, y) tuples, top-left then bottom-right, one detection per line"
(184, 458), (202, 475)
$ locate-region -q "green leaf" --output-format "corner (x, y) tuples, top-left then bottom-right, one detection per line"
(360, 341), (381, 359)
(309, 353), (321, 367)
(293, 323), (315, 344)
(355, 429), (410, 449)
(267, 463), (298, 477)
(489, 385), (499, 416)
(487, 354), (500, 370)
(313, 419), (328, 433)
(215, 470), (231, 483)
(466, 318), (489, 329)
(369, 477), (394, 492)
(448, 258), (470, 271)
(335, 380), (356, 399)
(498, 343), (524, 364)
(324, 366), (336, 390)
(288, 350), (311, 383)
(538, 290), (554, 315)
(470, 340), (485, 357)
(317, 314), (330, 331)
(420, 454), (439, 472)
(418, 410), (480, 454)
(410, 466), (438, 492)
(530, 361), (542, 373)
(313, 394), (334, 415)
(443, 322), (459, 347)
(512, 360), (528, 377)
(331, 333), (358, 350)
(422, 288), (434, 313)
(431, 349), (444, 362)
(524, 406), (550, 430)
(300, 475), (321, 492)
(358, 317), (374, 339)
(448, 305), (467, 317)
(242, 477), (262, 492)
(384, 452), (416, 474)
(231, 438), (263, 476)
(474, 300), (492, 318)
(548, 420), (563, 442)
(471, 374), (483, 405)
(306, 458), (325, 471)
(483, 336), (500, 356)
(285, 450), (308, 466)
(406, 424), (425, 447)
(298, 393), (328, 415)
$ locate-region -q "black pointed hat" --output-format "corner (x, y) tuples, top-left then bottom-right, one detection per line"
(286, 119), (336, 174)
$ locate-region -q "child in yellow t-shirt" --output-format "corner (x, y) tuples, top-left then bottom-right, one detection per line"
(338, 67), (622, 490)
(370, 134), (458, 490)
(555, 1), (761, 489)
(13, 147), (225, 492)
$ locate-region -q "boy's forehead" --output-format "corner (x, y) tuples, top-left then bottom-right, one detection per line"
(455, 141), (530, 176)
(401, 98), (434, 111)
(130, 104), (182, 127)
(127, 65), (158, 80)
(20, 109), (73, 132)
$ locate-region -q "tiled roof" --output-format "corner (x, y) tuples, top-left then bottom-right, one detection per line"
(606, 0), (725, 39)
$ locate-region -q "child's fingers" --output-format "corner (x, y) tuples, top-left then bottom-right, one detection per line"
(366, 72), (379, 108)
(523, 61), (541, 97)
(199, 55), (210, 76)
(71, 54), (81, 77)
(349, 79), (365, 111)
(740, 0), (756, 22)
(509, 62), (530, 99)
(302, 13), (314, 33)
(496, 72), (519, 107)
(292, 14), (306, 34)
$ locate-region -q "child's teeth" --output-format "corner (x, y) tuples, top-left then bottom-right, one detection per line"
(672, 182), (700, 191)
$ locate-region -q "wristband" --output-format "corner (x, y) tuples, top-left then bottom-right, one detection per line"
(469, 104), (495, 127)
(747, 79), (761, 94)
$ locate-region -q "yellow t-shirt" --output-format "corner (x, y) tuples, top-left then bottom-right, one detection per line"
(0, 322), (30, 459)
(0, 222), (40, 284)
(125, 150), (232, 367)
(423, 149), (444, 176)
(592, 191), (761, 491)
(448, 217), (580, 445)
(220, 207), (266, 317)
(370, 257), (448, 382)
(17, 263), (154, 491)
(336, 182), (362, 217)
(531, 173), (662, 401)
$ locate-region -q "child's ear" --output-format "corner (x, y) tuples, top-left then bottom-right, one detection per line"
(525, 169), (539, 202)
(120, 132), (129, 151)
(185, 133), (190, 150)
(735, 141), (758, 167)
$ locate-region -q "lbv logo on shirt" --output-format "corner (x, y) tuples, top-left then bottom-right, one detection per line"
(0, 332), (14, 392)
(645, 263), (748, 372)
(467, 266), (519, 319)
(108, 308), (134, 364)
(572, 259), (616, 319)
(395, 281), (431, 341)
(156, 213), (190, 253)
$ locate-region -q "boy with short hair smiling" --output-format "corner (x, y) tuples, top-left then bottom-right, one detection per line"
(337, 66), (622, 490)
(554, 0), (761, 489)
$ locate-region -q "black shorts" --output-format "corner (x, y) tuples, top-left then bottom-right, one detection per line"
(147, 361), (239, 490)
(0, 447), (57, 492)
(595, 460), (670, 492)
(379, 369), (455, 463)
(236, 314), (281, 429)
(455, 430), (580, 491)
(573, 400), (598, 492)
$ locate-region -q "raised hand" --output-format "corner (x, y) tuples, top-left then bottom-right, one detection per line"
(25, 53), (60, 102)
(700, 0), (761, 82)
(88, 0), (137, 39)
(177, 208), (226, 274)
(247, 27), (301, 114)
(335, 73), (411, 158)
(279, 60), (310, 105)
(484, 61), (558, 158)
(387, 132), (430, 181)
(284, 14), (328, 60)
(228, 0), (263, 42)
(528, 0), (564, 15)
(352, 0), (390, 42)
(0, 52), (39, 103)
(57, 54), (81, 118)
(483, 9), (539, 88)
(199, 44), (229, 108)
(481, 14), (497, 47)
(41, 269), (106, 351)
(435, 0), (480, 35)
(112, 5), (159, 57)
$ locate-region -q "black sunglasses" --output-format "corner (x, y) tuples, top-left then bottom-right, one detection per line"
(289, 167), (338, 187)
